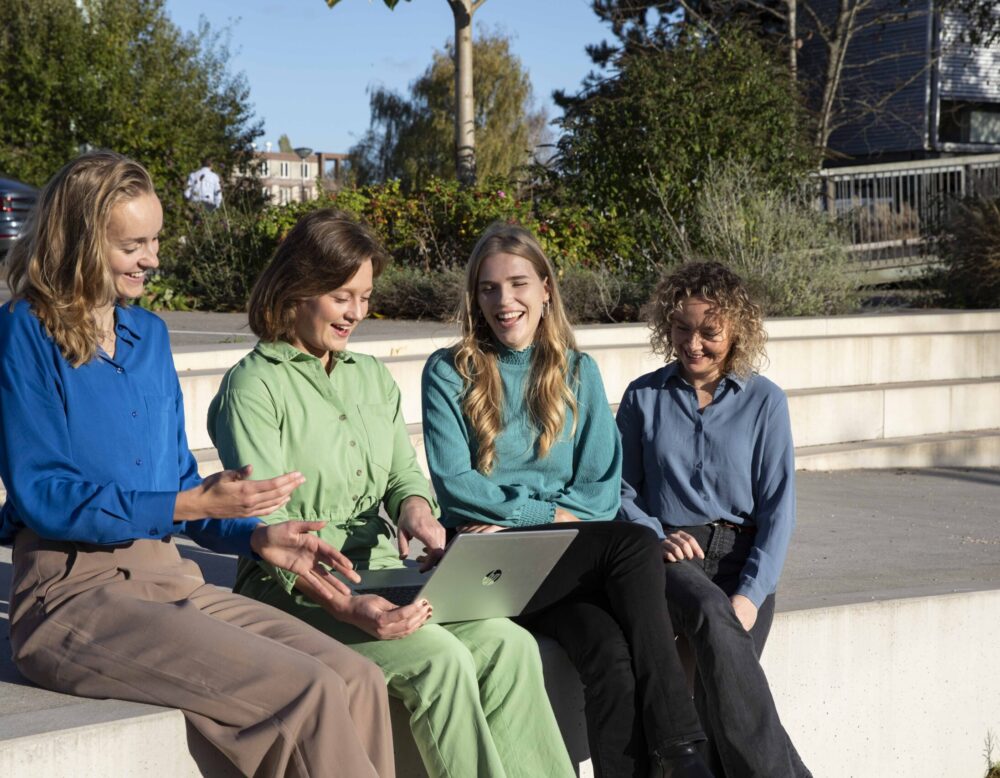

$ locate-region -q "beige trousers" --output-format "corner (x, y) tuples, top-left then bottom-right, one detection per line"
(9, 529), (394, 778)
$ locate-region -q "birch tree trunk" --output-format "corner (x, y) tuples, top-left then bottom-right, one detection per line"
(448, 0), (480, 186)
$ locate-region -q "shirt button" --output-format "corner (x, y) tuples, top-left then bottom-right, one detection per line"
(349, 440), (356, 447)
(695, 462), (703, 470)
(351, 495), (359, 501)
(116, 367), (124, 374)
(135, 458), (142, 466)
(148, 528), (158, 536)
(339, 414), (347, 421)
(131, 410), (138, 418)
(355, 469), (362, 477)
(695, 421), (703, 433)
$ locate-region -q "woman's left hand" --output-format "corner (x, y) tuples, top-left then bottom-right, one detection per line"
(730, 594), (758, 631)
(457, 522), (504, 534)
(251, 520), (360, 600)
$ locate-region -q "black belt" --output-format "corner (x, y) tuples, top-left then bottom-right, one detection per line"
(709, 519), (756, 535)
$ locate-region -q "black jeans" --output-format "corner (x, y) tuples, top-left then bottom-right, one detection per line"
(664, 523), (811, 778)
(512, 521), (704, 778)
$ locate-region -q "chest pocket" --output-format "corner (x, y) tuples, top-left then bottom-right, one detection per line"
(143, 394), (177, 470)
(358, 403), (395, 472)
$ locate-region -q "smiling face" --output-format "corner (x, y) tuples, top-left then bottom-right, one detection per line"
(476, 252), (551, 351)
(105, 193), (162, 300)
(290, 259), (373, 364)
(670, 296), (733, 387)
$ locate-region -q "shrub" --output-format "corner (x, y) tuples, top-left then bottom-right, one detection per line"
(660, 161), (861, 317)
(932, 196), (1000, 309)
(370, 265), (464, 320)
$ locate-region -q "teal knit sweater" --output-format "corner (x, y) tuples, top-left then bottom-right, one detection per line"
(421, 344), (622, 528)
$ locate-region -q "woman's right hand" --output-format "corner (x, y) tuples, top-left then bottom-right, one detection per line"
(174, 464), (305, 521)
(662, 530), (705, 562)
(553, 508), (581, 523)
(330, 594), (432, 640)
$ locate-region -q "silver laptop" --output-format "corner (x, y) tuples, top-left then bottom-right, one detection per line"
(351, 529), (577, 624)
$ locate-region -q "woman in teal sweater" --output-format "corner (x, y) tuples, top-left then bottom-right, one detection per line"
(209, 210), (575, 778)
(421, 223), (713, 778)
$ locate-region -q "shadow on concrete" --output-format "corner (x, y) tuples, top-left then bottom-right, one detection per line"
(897, 466), (1000, 488)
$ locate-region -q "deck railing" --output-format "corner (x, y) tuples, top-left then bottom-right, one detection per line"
(815, 153), (1000, 270)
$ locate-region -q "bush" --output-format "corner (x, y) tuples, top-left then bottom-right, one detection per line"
(932, 196), (1000, 309)
(660, 161), (861, 317)
(370, 265), (464, 320)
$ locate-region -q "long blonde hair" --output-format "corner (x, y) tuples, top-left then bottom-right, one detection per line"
(6, 151), (156, 367)
(453, 223), (578, 474)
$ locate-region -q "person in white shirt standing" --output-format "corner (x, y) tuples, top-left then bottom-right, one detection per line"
(184, 157), (222, 210)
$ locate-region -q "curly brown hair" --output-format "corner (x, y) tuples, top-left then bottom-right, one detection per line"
(645, 261), (767, 378)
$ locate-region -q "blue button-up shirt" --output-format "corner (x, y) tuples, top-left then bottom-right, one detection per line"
(0, 300), (258, 553)
(615, 361), (796, 607)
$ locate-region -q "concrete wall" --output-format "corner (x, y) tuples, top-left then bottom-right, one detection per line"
(6, 590), (996, 777)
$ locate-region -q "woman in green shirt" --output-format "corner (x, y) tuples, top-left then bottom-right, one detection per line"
(208, 210), (574, 778)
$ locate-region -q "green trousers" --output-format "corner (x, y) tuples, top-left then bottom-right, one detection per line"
(244, 579), (575, 778)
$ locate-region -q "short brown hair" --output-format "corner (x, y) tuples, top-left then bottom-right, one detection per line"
(248, 209), (389, 341)
(645, 261), (767, 378)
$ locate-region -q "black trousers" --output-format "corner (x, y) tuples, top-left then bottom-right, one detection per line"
(664, 523), (811, 778)
(512, 521), (704, 778)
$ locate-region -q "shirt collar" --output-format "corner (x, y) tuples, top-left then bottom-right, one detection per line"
(114, 303), (143, 342)
(254, 338), (357, 365)
(661, 360), (747, 391)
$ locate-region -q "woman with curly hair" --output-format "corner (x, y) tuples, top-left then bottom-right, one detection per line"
(616, 261), (811, 777)
(422, 223), (714, 778)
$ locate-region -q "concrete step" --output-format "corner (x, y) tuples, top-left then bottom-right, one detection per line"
(786, 376), (1000, 447)
(795, 428), (1000, 471)
(176, 320), (1000, 451)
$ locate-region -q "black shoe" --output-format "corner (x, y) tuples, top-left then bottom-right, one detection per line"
(649, 744), (715, 778)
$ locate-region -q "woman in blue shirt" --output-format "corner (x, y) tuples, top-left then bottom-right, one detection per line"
(0, 151), (394, 777)
(422, 223), (713, 778)
(616, 261), (811, 777)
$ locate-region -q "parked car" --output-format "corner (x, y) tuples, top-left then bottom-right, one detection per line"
(0, 177), (39, 260)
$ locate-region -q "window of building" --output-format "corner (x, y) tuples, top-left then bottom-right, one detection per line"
(301, 162), (310, 178)
(280, 161), (290, 177)
(940, 100), (1000, 145)
(261, 160), (270, 177)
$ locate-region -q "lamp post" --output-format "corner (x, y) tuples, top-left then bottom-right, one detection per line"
(293, 147), (313, 202)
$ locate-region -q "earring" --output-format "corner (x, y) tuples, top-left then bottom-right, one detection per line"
(542, 300), (550, 319)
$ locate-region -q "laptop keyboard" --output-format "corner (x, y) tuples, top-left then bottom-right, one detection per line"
(355, 585), (423, 607)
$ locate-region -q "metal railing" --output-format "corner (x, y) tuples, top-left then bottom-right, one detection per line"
(815, 153), (1000, 269)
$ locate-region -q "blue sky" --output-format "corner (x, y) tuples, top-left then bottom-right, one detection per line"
(164, 0), (613, 155)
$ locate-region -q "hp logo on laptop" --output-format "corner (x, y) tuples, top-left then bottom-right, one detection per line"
(482, 569), (502, 586)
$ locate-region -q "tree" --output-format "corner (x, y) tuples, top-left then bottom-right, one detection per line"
(553, 27), (816, 259)
(0, 0), (261, 228)
(277, 134), (294, 153)
(581, 1), (1000, 155)
(349, 30), (546, 189)
(324, 0), (487, 185)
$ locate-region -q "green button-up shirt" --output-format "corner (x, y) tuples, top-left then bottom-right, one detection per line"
(208, 339), (438, 595)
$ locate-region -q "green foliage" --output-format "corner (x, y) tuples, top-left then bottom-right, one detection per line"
(350, 30), (547, 188)
(136, 274), (195, 312)
(930, 196), (1000, 309)
(0, 0), (261, 236)
(159, 203), (274, 312)
(554, 26), (817, 268)
(661, 160), (860, 316)
(277, 134), (294, 153)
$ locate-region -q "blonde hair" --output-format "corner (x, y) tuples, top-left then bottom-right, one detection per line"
(248, 209), (389, 342)
(453, 223), (578, 474)
(6, 151), (156, 367)
(645, 261), (767, 378)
